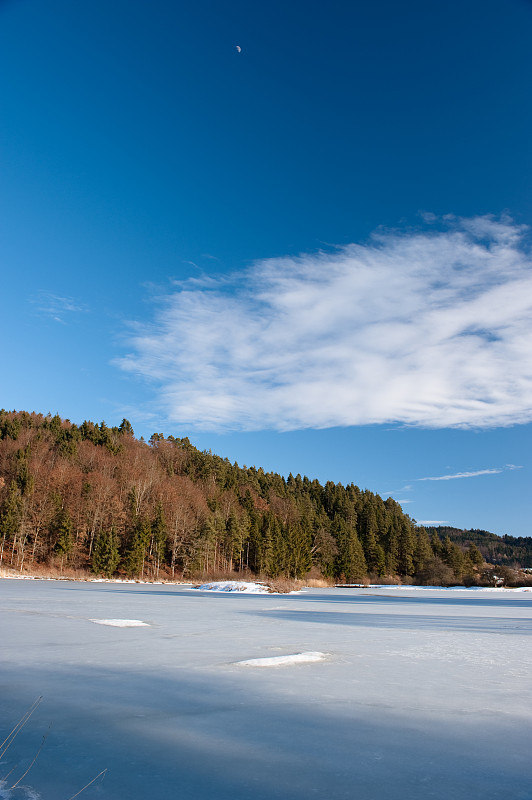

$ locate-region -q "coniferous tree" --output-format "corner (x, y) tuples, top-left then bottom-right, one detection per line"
(225, 510), (244, 572)
(333, 519), (367, 582)
(0, 481), (22, 567)
(286, 521), (312, 578)
(431, 533), (443, 558)
(50, 505), (74, 569)
(467, 543), (484, 568)
(312, 526), (338, 577)
(397, 520), (415, 576)
(15, 445), (34, 496)
(92, 527), (120, 577)
(413, 527), (433, 575)
(373, 543), (387, 577)
(119, 418), (134, 435)
(441, 536), (464, 580)
(360, 503), (380, 572)
(264, 514), (286, 577)
(246, 514), (263, 573)
(124, 517), (151, 577)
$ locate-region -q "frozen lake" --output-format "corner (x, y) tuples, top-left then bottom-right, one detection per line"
(1, 580), (531, 799)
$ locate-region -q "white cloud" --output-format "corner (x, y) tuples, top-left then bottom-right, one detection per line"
(31, 291), (88, 323)
(418, 468), (502, 481)
(381, 485), (413, 495)
(119, 215), (532, 432)
(417, 464), (522, 481)
(417, 520), (449, 526)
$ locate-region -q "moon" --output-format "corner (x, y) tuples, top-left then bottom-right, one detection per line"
(236, 45), (242, 53)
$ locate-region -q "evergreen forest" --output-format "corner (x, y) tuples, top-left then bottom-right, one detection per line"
(0, 410), (529, 586)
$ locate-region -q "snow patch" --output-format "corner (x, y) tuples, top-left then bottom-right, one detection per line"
(89, 619), (150, 627)
(193, 581), (270, 594)
(236, 651), (327, 667)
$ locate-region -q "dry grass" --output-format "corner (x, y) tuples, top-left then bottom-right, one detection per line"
(264, 575), (334, 593)
(0, 563), (91, 581)
(264, 576), (301, 593)
(303, 577), (334, 588)
(0, 699), (107, 798)
(0, 563), (339, 591)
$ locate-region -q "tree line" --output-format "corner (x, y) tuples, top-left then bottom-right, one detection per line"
(0, 409), (523, 585)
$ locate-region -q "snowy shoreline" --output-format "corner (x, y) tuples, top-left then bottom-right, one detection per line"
(1, 573), (532, 592)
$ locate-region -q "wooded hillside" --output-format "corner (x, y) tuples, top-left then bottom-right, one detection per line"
(0, 409), (525, 585)
(425, 526), (532, 568)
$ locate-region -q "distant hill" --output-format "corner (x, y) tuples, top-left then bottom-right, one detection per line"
(424, 526), (532, 568)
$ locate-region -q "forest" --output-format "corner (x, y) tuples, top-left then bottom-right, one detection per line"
(0, 409), (529, 586)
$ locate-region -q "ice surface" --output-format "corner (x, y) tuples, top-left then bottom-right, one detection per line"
(1, 579), (531, 800)
(236, 651), (327, 666)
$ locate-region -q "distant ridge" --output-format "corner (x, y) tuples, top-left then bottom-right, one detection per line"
(424, 526), (532, 568)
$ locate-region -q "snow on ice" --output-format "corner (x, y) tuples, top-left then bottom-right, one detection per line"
(236, 651), (327, 666)
(88, 618), (150, 627)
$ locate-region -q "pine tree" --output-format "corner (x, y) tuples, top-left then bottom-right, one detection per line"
(286, 521), (312, 579)
(467, 543), (484, 568)
(0, 481), (22, 566)
(397, 520), (415, 576)
(441, 536), (464, 580)
(359, 503), (380, 572)
(264, 515), (287, 577)
(51, 507), (73, 557)
(91, 527), (120, 577)
(118, 419), (134, 435)
(373, 543), (387, 577)
(413, 527), (433, 575)
(123, 517), (151, 577)
(333, 519), (367, 582)
(15, 445), (34, 496)
(245, 514), (263, 573)
(225, 511), (244, 572)
(312, 526), (338, 577)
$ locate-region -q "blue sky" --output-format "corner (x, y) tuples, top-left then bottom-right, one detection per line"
(1, 0), (531, 536)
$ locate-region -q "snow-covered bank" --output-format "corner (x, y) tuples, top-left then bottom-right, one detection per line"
(338, 583), (532, 592)
(2, 571), (531, 591)
(193, 580), (270, 593)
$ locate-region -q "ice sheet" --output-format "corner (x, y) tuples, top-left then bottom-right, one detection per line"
(1, 580), (531, 800)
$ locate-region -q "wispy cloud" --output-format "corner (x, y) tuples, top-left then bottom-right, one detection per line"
(418, 520), (449, 526)
(31, 291), (88, 323)
(381, 485), (413, 496)
(119, 215), (532, 432)
(417, 464), (522, 481)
